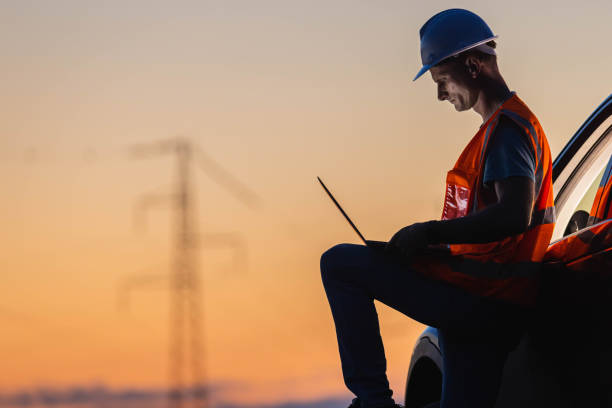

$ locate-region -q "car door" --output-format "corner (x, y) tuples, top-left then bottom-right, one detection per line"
(542, 93), (612, 306)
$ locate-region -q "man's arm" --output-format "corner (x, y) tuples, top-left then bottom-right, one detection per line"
(387, 176), (534, 252)
(388, 115), (538, 253)
(429, 175), (534, 244)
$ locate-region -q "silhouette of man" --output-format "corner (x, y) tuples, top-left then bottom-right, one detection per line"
(320, 9), (555, 408)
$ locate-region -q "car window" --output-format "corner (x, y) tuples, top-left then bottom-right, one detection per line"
(552, 98), (612, 241)
(588, 154), (612, 224)
(578, 167), (604, 211)
(561, 165), (606, 236)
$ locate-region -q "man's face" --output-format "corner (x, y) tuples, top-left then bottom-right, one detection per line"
(429, 62), (477, 112)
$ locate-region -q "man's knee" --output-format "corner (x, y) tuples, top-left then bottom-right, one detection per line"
(320, 243), (354, 283)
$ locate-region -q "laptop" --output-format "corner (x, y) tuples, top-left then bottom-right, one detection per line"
(317, 176), (387, 250)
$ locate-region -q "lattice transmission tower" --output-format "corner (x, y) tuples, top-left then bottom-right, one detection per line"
(118, 138), (259, 408)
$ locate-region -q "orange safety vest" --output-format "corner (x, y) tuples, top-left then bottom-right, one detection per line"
(411, 93), (556, 306)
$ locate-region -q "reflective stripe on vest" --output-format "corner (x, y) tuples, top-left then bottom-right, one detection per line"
(412, 93), (555, 306)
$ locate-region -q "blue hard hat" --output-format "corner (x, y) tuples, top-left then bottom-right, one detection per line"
(413, 9), (498, 81)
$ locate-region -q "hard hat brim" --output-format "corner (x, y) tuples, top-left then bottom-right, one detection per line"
(413, 34), (498, 82)
(413, 65), (432, 81)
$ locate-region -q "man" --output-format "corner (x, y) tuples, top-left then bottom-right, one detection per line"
(320, 9), (555, 408)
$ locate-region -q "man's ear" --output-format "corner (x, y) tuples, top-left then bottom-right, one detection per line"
(464, 55), (482, 79)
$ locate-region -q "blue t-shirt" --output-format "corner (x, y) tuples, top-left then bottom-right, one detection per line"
(482, 114), (536, 186)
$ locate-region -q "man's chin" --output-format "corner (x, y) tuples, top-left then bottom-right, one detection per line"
(449, 100), (463, 111)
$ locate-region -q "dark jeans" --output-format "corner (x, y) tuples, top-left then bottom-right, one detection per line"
(320, 243), (529, 408)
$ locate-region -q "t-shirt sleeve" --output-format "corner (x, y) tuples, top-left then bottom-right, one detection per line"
(482, 115), (536, 186)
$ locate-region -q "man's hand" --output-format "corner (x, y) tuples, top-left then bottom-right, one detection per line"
(386, 222), (434, 256)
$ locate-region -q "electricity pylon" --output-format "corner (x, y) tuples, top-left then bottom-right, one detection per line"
(119, 137), (259, 408)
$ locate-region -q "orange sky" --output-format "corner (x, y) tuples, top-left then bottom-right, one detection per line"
(1, 0), (611, 406)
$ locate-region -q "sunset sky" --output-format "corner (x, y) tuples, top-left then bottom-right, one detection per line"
(1, 0), (611, 406)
